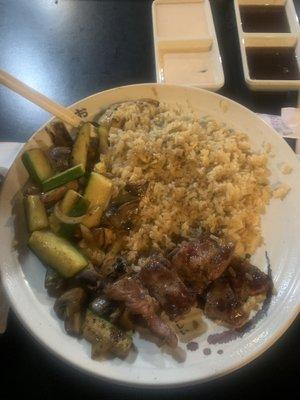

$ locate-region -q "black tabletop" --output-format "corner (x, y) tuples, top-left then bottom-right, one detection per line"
(0, 1), (299, 398)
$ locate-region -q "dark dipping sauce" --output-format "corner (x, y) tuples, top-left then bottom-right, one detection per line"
(247, 47), (300, 80)
(240, 5), (290, 33)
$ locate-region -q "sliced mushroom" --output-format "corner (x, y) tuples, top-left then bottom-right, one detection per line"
(111, 192), (138, 207)
(46, 122), (73, 147)
(97, 103), (124, 128)
(47, 146), (71, 171)
(124, 182), (148, 197)
(118, 308), (135, 331)
(64, 312), (82, 336)
(23, 182), (40, 196)
(44, 268), (67, 297)
(40, 180), (78, 207)
(54, 287), (87, 336)
(75, 263), (104, 292)
(105, 199), (139, 231)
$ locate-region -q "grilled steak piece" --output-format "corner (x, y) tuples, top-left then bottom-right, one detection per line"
(171, 235), (235, 294)
(106, 275), (178, 347)
(204, 277), (249, 328)
(139, 257), (195, 320)
(228, 259), (272, 301)
(204, 258), (272, 328)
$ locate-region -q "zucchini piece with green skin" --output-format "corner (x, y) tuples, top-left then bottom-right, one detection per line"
(42, 164), (85, 192)
(71, 123), (94, 171)
(83, 309), (132, 359)
(22, 148), (54, 185)
(70, 197), (90, 217)
(60, 189), (91, 217)
(98, 125), (109, 155)
(57, 222), (75, 239)
(28, 230), (88, 277)
(58, 190), (90, 238)
(82, 172), (113, 228)
(60, 189), (82, 214)
(25, 195), (48, 232)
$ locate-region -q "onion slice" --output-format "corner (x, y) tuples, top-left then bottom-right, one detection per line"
(54, 203), (102, 225)
(54, 202), (86, 225)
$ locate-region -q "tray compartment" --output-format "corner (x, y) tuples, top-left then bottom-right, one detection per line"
(234, 0), (300, 91)
(152, 0), (224, 90)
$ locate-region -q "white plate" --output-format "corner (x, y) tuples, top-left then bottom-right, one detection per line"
(0, 84), (299, 387)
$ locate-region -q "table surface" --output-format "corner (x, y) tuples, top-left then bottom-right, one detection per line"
(0, 0), (299, 398)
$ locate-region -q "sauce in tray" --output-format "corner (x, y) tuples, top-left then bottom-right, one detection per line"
(246, 47), (300, 80)
(161, 51), (216, 86)
(156, 2), (208, 38)
(240, 5), (290, 33)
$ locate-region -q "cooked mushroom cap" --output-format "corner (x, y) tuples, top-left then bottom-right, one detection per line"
(89, 295), (119, 318)
(75, 264), (104, 292)
(44, 268), (67, 298)
(54, 287), (87, 320)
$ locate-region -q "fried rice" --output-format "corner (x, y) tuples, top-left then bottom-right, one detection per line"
(102, 101), (271, 260)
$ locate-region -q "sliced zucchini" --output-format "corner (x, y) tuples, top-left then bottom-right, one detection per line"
(29, 230), (88, 277)
(25, 195), (48, 232)
(83, 310), (132, 359)
(22, 148), (54, 185)
(82, 172), (113, 228)
(60, 189), (82, 214)
(57, 223), (76, 240)
(98, 125), (109, 155)
(42, 164), (85, 192)
(60, 189), (90, 216)
(71, 123), (94, 171)
(70, 197), (90, 217)
(58, 190), (90, 238)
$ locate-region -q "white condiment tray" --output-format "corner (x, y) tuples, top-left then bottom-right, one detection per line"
(234, 0), (300, 91)
(152, 0), (224, 91)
